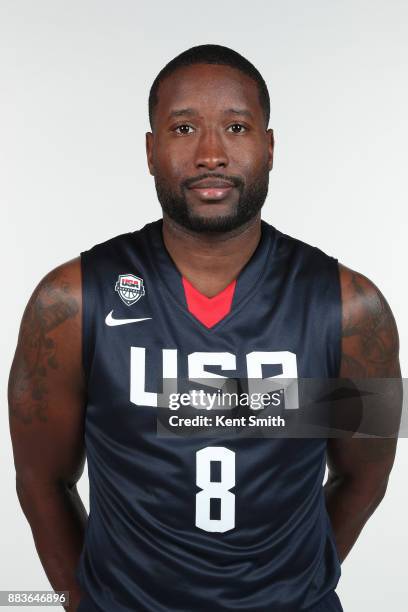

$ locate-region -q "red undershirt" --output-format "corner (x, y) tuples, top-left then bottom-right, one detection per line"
(182, 276), (237, 329)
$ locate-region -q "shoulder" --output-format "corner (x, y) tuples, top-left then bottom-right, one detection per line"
(24, 257), (82, 325)
(270, 224), (335, 264)
(338, 263), (400, 377)
(82, 231), (134, 256)
(81, 222), (157, 260)
(270, 226), (340, 287)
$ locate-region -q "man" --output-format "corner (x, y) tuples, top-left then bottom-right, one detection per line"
(8, 44), (401, 612)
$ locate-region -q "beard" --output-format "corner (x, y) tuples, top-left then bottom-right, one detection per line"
(154, 164), (270, 233)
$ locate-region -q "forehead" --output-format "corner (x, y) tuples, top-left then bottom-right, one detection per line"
(155, 63), (263, 122)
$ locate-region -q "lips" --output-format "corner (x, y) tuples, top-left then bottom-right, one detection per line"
(188, 178), (235, 202)
(188, 178), (234, 189)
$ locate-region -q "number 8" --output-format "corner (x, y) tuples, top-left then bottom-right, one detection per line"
(195, 446), (235, 532)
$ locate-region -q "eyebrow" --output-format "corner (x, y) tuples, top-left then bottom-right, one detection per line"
(223, 108), (254, 119)
(168, 108), (197, 118)
(167, 107), (255, 120)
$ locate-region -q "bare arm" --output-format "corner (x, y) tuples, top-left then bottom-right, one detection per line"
(324, 264), (402, 562)
(8, 257), (86, 611)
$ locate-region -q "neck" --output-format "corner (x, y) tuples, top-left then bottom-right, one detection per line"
(161, 213), (262, 297)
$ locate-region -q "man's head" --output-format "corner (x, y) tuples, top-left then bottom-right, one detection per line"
(146, 44), (274, 233)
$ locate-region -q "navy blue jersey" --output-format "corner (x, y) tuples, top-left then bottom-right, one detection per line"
(76, 219), (343, 612)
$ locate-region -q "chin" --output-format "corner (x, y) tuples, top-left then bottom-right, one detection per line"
(184, 211), (253, 234)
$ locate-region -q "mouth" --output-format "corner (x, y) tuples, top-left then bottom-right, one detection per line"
(188, 178), (235, 202)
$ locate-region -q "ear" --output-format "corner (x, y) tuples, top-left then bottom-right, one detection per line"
(145, 131), (154, 176)
(266, 128), (274, 171)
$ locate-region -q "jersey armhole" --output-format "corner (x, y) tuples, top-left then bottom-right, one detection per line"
(333, 259), (343, 379)
(80, 250), (95, 387)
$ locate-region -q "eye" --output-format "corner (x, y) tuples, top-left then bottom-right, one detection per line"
(227, 123), (247, 134)
(174, 124), (195, 135)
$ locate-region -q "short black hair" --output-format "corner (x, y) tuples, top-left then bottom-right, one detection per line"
(148, 44), (270, 130)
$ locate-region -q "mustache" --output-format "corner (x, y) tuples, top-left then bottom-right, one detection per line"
(181, 172), (244, 190)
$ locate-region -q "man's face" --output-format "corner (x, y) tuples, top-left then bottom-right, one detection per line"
(146, 63), (274, 233)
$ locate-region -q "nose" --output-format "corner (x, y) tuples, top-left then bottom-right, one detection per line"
(194, 128), (229, 170)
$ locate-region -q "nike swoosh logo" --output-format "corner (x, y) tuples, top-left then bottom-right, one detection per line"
(105, 310), (152, 326)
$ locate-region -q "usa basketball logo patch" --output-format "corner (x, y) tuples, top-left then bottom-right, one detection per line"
(115, 274), (146, 306)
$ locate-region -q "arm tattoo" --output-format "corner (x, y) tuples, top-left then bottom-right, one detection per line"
(9, 270), (79, 424)
(337, 267), (401, 462)
(341, 270), (399, 378)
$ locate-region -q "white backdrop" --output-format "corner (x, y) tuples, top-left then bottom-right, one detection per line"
(1, 1), (407, 610)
